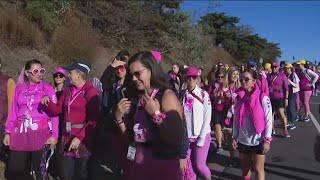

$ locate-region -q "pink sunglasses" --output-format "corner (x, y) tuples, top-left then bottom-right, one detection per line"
(27, 68), (46, 76)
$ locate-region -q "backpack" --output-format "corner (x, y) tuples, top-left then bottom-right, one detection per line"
(91, 77), (103, 102)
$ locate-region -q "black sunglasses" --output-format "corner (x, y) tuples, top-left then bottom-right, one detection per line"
(53, 73), (65, 78)
(240, 77), (252, 83)
(186, 76), (198, 80)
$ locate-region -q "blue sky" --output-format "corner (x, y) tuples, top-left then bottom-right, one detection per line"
(181, 1), (320, 63)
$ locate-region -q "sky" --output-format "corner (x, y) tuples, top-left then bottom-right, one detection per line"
(181, 0), (320, 63)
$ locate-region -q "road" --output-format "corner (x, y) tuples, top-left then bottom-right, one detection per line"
(209, 96), (320, 180)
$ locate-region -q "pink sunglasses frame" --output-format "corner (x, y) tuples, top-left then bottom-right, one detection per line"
(26, 68), (46, 76)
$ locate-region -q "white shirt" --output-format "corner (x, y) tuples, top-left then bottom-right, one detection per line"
(233, 95), (273, 146)
(183, 86), (212, 147)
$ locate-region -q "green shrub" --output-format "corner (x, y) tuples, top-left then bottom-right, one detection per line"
(24, 0), (70, 34)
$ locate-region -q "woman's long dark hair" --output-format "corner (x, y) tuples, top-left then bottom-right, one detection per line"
(128, 51), (172, 90)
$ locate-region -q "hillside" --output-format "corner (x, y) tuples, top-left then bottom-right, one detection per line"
(0, 0), (280, 79)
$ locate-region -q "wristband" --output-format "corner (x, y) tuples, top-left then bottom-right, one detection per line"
(263, 137), (272, 144)
(115, 118), (124, 125)
(152, 110), (161, 118)
(152, 110), (166, 124)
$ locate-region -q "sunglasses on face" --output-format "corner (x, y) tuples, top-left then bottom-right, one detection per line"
(217, 76), (224, 79)
(131, 68), (147, 78)
(27, 68), (46, 76)
(53, 73), (65, 78)
(240, 77), (253, 83)
(186, 76), (198, 80)
(116, 65), (126, 73)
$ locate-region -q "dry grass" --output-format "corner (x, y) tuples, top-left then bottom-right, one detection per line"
(0, 2), (45, 49)
(49, 15), (103, 65)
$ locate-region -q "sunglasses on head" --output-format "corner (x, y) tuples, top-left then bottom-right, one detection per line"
(27, 68), (46, 76)
(53, 73), (65, 78)
(240, 77), (253, 83)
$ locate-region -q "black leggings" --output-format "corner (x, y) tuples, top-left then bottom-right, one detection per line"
(7, 148), (47, 180)
(60, 156), (90, 180)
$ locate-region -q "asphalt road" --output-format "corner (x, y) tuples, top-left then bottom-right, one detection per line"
(209, 96), (320, 180)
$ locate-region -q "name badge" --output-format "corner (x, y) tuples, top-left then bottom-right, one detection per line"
(66, 122), (71, 132)
(127, 145), (137, 161)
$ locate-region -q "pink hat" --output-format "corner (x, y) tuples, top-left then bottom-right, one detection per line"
(150, 50), (162, 62)
(53, 66), (67, 77)
(271, 62), (279, 67)
(185, 66), (199, 77)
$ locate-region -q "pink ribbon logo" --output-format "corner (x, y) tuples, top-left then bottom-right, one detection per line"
(186, 98), (193, 111)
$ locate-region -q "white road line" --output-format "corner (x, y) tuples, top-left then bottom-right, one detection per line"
(309, 112), (320, 134)
(310, 102), (320, 105)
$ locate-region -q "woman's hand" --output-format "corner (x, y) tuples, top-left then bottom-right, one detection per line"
(46, 137), (58, 149)
(179, 158), (187, 174)
(115, 98), (131, 120)
(142, 93), (160, 116)
(111, 59), (126, 68)
(68, 137), (81, 151)
(41, 96), (50, 106)
(232, 138), (238, 150)
(285, 99), (288, 107)
(3, 134), (10, 146)
(262, 142), (270, 154)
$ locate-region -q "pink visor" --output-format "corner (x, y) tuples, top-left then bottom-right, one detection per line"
(53, 67), (67, 77)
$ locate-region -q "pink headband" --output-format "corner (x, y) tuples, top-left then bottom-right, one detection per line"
(150, 50), (162, 62)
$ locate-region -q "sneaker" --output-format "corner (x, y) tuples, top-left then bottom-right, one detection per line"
(288, 124), (296, 130)
(272, 130), (276, 135)
(295, 115), (300, 122)
(216, 146), (223, 153)
(301, 117), (311, 122)
(284, 131), (290, 138)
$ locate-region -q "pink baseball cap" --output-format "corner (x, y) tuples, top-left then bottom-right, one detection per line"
(150, 50), (162, 62)
(271, 62), (279, 67)
(185, 66), (199, 77)
(53, 67), (67, 77)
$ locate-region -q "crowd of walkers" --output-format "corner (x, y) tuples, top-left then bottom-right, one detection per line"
(0, 51), (319, 180)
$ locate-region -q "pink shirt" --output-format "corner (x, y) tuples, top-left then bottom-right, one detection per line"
(5, 81), (58, 151)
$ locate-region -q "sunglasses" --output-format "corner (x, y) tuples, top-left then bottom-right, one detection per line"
(27, 68), (46, 76)
(116, 65), (126, 73)
(131, 68), (147, 78)
(53, 73), (65, 78)
(240, 77), (253, 83)
(271, 66), (278, 69)
(217, 76), (224, 79)
(186, 76), (198, 80)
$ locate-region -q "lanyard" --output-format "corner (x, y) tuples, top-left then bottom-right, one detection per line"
(229, 83), (236, 105)
(270, 74), (279, 86)
(26, 83), (39, 112)
(67, 88), (83, 122)
(188, 91), (203, 104)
